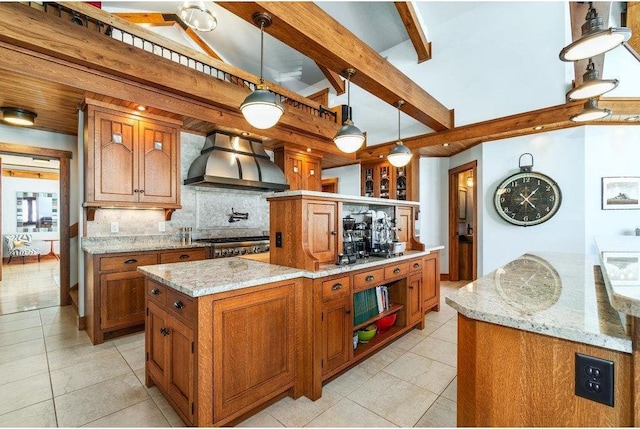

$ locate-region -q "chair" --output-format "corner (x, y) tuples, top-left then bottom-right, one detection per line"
(4, 234), (40, 264)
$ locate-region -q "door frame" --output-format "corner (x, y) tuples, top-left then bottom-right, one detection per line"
(0, 142), (72, 306)
(448, 161), (478, 281)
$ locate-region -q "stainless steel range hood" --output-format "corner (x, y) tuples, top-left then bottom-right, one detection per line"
(184, 132), (289, 191)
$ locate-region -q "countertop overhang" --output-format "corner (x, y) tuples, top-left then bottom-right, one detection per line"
(596, 236), (640, 318)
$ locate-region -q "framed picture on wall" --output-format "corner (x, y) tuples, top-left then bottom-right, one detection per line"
(602, 177), (640, 210)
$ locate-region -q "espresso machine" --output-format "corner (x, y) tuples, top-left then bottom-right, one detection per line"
(363, 211), (404, 258)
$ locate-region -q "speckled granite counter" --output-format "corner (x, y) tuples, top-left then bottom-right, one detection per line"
(139, 246), (443, 298)
(596, 236), (640, 318)
(82, 235), (208, 254)
(446, 251), (631, 353)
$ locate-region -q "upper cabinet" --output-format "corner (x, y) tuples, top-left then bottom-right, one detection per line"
(83, 100), (181, 216)
(274, 147), (322, 192)
(361, 159), (417, 201)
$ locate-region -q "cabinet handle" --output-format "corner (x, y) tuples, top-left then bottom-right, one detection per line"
(160, 327), (170, 336)
(151, 288), (160, 295)
(345, 309), (351, 315)
(397, 228), (402, 231)
(179, 254), (190, 259)
(393, 268), (401, 274)
(139, 189), (145, 194)
(331, 231), (337, 236)
(409, 286), (414, 290)
(173, 300), (184, 310)
(365, 275), (374, 282)
(124, 259), (138, 264)
(134, 189), (139, 193)
(413, 263), (420, 269)
(331, 283), (343, 291)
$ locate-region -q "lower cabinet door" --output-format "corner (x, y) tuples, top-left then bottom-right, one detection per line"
(321, 297), (352, 376)
(167, 316), (194, 424)
(100, 271), (146, 330)
(407, 272), (422, 325)
(422, 252), (440, 312)
(146, 301), (168, 385)
(212, 283), (296, 422)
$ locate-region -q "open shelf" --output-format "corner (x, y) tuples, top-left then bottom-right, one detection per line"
(353, 325), (405, 357)
(352, 303), (403, 331)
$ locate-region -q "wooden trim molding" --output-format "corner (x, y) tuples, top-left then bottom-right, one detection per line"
(2, 169), (59, 180)
(394, 2), (431, 63)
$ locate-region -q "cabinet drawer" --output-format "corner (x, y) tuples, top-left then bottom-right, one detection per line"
(166, 289), (195, 325)
(384, 262), (410, 280)
(159, 248), (207, 264)
(147, 281), (167, 306)
(353, 268), (385, 291)
(99, 253), (158, 272)
(409, 259), (423, 272)
(321, 276), (351, 302)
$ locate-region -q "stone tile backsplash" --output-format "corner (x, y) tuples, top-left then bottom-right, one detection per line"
(85, 131), (271, 238)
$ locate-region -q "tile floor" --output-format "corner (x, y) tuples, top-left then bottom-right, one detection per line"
(0, 258), (60, 315)
(0, 282), (466, 427)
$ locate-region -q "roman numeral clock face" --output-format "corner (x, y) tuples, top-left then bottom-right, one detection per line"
(494, 172), (562, 226)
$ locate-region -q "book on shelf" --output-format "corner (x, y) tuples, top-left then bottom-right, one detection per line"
(375, 286), (390, 313)
(353, 288), (380, 326)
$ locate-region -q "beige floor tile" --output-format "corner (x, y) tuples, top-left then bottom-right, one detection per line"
(415, 396), (457, 427)
(445, 315), (458, 329)
(424, 305), (457, 324)
(121, 344), (145, 371)
(306, 398), (397, 427)
(0, 310), (40, 323)
(421, 319), (443, 337)
(390, 329), (427, 351)
(347, 371), (437, 427)
(429, 323), (457, 344)
(0, 353), (48, 387)
(441, 377), (457, 403)
(82, 398), (170, 427)
(47, 341), (115, 371)
(39, 306), (77, 326)
(236, 409), (284, 427)
(383, 352), (456, 395)
(134, 367), (147, 386)
(147, 386), (186, 427)
(0, 316), (42, 335)
(54, 372), (149, 427)
(111, 331), (145, 352)
(0, 325), (43, 347)
(42, 318), (78, 337)
(50, 348), (132, 396)
(0, 338), (45, 365)
(0, 373), (52, 416)
(357, 345), (405, 376)
(266, 388), (342, 427)
(0, 399), (56, 427)
(44, 328), (92, 352)
(411, 337), (457, 368)
(324, 364), (373, 397)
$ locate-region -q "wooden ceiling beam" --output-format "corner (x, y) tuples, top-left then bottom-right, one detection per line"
(625, 2), (640, 61)
(216, 1), (453, 131)
(317, 64), (345, 96)
(394, 2), (431, 63)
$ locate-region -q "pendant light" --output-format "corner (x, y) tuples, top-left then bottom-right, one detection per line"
(559, 2), (631, 62)
(569, 98), (611, 122)
(387, 101), (412, 168)
(240, 12), (284, 130)
(178, 1), (217, 32)
(333, 68), (365, 153)
(1, 107), (37, 126)
(566, 59), (618, 101)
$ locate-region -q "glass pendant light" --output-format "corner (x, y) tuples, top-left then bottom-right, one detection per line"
(1, 107), (37, 126)
(387, 101), (412, 168)
(178, 1), (217, 32)
(559, 2), (631, 62)
(240, 12), (284, 130)
(333, 68), (365, 153)
(569, 98), (611, 122)
(567, 59), (619, 101)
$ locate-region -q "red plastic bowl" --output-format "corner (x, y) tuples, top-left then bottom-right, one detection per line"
(375, 313), (397, 332)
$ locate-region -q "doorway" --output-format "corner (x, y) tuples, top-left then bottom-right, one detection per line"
(0, 143), (72, 315)
(448, 161), (478, 282)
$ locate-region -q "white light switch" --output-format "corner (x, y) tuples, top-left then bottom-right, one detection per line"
(158, 221), (166, 232)
(111, 222), (119, 233)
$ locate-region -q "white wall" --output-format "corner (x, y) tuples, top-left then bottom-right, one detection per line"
(322, 164), (361, 196)
(419, 157), (449, 272)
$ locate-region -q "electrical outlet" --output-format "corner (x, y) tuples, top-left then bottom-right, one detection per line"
(158, 221), (166, 232)
(575, 353), (614, 407)
(110, 221), (119, 233)
(275, 232), (282, 248)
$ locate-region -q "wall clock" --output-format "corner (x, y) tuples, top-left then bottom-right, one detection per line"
(494, 153), (562, 227)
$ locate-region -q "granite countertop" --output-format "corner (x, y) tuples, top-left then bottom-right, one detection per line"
(596, 236), (640, 318)
(82, 236), (209, 254)
(445, 251), (631, 353)
(138, 245), (444, 298)
(267, 190), (420, 207)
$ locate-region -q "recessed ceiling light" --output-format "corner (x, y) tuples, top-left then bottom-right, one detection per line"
(534, 126), (544, 131)
(625, 115), (640, 122)
(442, 143), (450, 147)
(136, 105), (146, 111)
(306, 148), (312, 152)
(378, 154), (384, 158)
(240, 132), (250, 137)
(1, 107), (37, 126)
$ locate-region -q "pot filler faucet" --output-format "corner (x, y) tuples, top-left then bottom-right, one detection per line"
(229, 208), (249, 223)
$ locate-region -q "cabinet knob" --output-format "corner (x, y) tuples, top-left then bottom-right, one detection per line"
(345, 309), (351, 315)
(139, 189), (145, 194)
(397, 228), (402, 231)
(173, 300), (184, 310)
(179, 254), (189, 259)
(365, 275), (375, 282)
(160, 327), (170, 336)
(134, 189), (139, 193)
(409, 286), (414, 290)
(331, 231), (337, 236)
(393, 268), (401, 274)
(413, 263), (420, 269)
(331, 283), (343, 291)
(151, 288), (160, 295)
(124, 259), (138, 264)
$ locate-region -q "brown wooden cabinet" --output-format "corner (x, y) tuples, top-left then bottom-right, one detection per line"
(407, 272), (423, 326)
(84, 100), (181, 211)
(305, 200), (338, 264)
(317, 275), (352, 377)
(361, 160), (416, 201)
(422, 252), (440, 313)
(395, 206), (414, 244)
(274, 147), (322, 191)
(85, 247), (207, 344)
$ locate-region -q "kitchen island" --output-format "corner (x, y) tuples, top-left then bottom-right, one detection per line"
(446, 241), (640, 427)
(138, 247), (442, 426)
